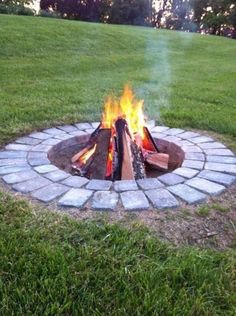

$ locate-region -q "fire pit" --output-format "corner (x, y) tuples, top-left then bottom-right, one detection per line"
(0, 87), (236, 212)
(71, 86), (176, 180)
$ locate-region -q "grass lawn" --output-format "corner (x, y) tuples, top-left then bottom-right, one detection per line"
(0, 15), (236, 146)
(0, 15), (236, 315)
(1, 192), (236, 315)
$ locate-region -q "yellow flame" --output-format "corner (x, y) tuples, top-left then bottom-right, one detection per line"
(102, 85), (145, 138)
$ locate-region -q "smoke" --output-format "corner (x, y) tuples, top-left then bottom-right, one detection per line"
(137, 29), (171, 123)
(136, 0), (198, 123)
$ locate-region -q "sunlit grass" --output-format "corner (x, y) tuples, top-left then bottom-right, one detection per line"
(0, 15), (236, 147)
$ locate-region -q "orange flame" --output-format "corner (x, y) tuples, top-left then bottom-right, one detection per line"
(102, 85), (145, 139)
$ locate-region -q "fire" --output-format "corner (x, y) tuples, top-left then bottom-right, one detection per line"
(102, 85), (145, 139)
(80, 144), (97, 164)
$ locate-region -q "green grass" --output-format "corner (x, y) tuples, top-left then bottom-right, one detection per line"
(0, 15), (236, 147)
(0, 15), (236, 315)
(0, 192), (236, 315)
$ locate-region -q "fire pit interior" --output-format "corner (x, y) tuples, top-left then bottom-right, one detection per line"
(48, 134), (185, 179)
(48, 86), (185, 179)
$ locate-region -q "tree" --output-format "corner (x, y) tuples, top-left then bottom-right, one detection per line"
(203, 12), (227, 34)
(40, 0), (151, 25)
(0, 0), (33, 5)
(229, 7), (236, 27)
(40, 0), (104, 21)
(108, 0), (150, 25)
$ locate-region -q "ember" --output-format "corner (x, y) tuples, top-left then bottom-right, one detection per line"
(72, 85), (169, 180)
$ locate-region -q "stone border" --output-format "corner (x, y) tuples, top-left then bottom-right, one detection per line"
(0, 121), (236, 211)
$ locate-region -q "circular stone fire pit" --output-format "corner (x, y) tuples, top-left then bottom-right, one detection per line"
(0, 121), (236, 212)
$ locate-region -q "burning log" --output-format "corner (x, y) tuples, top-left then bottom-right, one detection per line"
(121, 130), (135, 180)
(114, 118), (146, 180)
(142, 126), (160, 152)
(71, 123), (101, 164)
(88, 129), (111, 179)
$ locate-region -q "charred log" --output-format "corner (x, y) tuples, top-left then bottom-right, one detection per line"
(88, 128), (111, 180)
(142, 126), (160, 153)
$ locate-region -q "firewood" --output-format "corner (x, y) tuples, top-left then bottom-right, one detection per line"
(121, 131), (135, 180)
(88, 128), (111, 179)
(142, 127), (160, 152)
(71, 147), (91, 163)
(72, 124), (101, 164)
(87, 123), (101, 146)
(144, 151), (169, 170)
(113, 118), (126, 180)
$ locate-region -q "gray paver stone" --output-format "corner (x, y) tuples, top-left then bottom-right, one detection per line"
(151, 126), (170, 133)
(177, 140), (194, 146)
(75, 123), (92, 130)
(173, 167), (199, 178)
(168, 184), (207, 204)
(28, 151), (48, 159)
(41, 138), (61, 146)
(58, 125), (77, 132)
(203, 149), (234, 156)
(114, 180), (138, 191)
(137, 178), (164, 190)
(92, 191), (119, 211)
(62, 176), (89, 188)
(198, 170), (236, 187)
(182, 160), (204, 170)
(43, 128), (65, 135)
(0, 165), (31, 175)
(86, 179), (112, 190)
(151, 132), (167, 139)
(205, 162), (236, 175)
(178, 131), (199, 139)
(158, 173), (185, 185)
(30, 132), (52, 140)
(32, 183), (69, 202)
(5, 144), (32, 151)
(163, 136), (182, 142)
(199, 142), (226, 149)
(185, 152), (205, 161)
(121, 190), (149, 211)
(186, 177), (225, 196)
(16, 137), (42, 146)
(34, 164), (58, 174)
(85, 128), (95, 134)
(91, 122), (100, 129)
(58, 188), (93, 207)
(0, 151), (27, 159)
(165, 128), (184, 136)
(69, 130), (87, 137)
(13, 177), (52, 193)
(28, 157), (51, 166)
(28, 152), (50, 166)
(0, 158), (28, 167)
(44, 170), (70, 181)
(54, 134), (73, 140)
(189, 136), (214, 144)
(181, 146), (202, 153)
(3, 170), (38, 184)
(206, 156), (236, 164)
(31, 144), (52, 152)
(145, 189), (179, 209)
